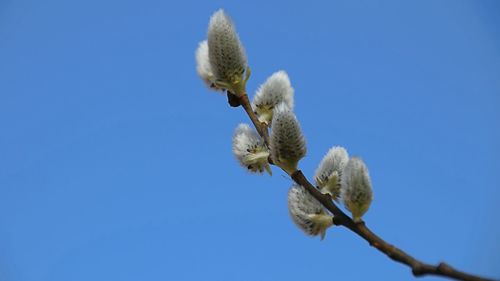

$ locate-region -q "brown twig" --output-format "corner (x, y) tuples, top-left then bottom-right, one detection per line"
(238, 93), (270, 146)
(291, 171), (495, 281)
(232, 94), (497, 281)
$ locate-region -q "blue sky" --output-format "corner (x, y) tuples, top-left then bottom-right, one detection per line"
(0, 0), (499, 280)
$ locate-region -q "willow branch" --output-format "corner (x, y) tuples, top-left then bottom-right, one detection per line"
(234, 94), (496, 281)
(291, 171), (495, 281)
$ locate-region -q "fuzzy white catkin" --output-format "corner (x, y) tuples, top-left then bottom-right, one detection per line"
(314, 146), (349, 200)
(232, 124), (271, 174)
(341, 157), (373, 222)
(252, 71), (294, 124)
(288, 184), (333, 240)
(270, 103), (306, 174)
(207, 9), (247, 94)
(195, 40), (219, 90)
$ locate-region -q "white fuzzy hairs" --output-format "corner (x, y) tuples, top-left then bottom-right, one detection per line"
(341, 157), (373, 222)
(195, 40), (219, 90)
(252, 71), (294, 124)
(232, 124), (271, 175)
(270, 102), (306, 174)
(288, 184), (333, 240)
(207, 9), (247, 93)
(314, 146), (349, 200)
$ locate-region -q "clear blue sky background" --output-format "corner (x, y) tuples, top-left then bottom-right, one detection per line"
(0, 0), (499, 280)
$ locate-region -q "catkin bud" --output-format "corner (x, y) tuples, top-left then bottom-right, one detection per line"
(232, 124), (271, 175)
(252, 71), (294, 124)
(207, 9), (249, 95)
(341, 157), (373, 222)
(270, 103), (306, 174)
(314, 146), (349, 200)
(288, 184), (333, 240)
(195, 40), (221, 91)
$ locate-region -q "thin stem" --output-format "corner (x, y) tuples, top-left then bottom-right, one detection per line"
(238, 93), (270, 146)
(233, 93), (496, 281)
(291, 171), (495, 281)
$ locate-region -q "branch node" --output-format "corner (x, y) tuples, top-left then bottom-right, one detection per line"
(412, 265), (425, 276)
(437, 262), (453, 274)
(290, 170), (300, 179)
(355, 220), (366, 227)
(332, 216), (342, 226)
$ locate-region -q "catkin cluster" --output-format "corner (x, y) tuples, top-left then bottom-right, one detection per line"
(196, 9), (374, 239)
